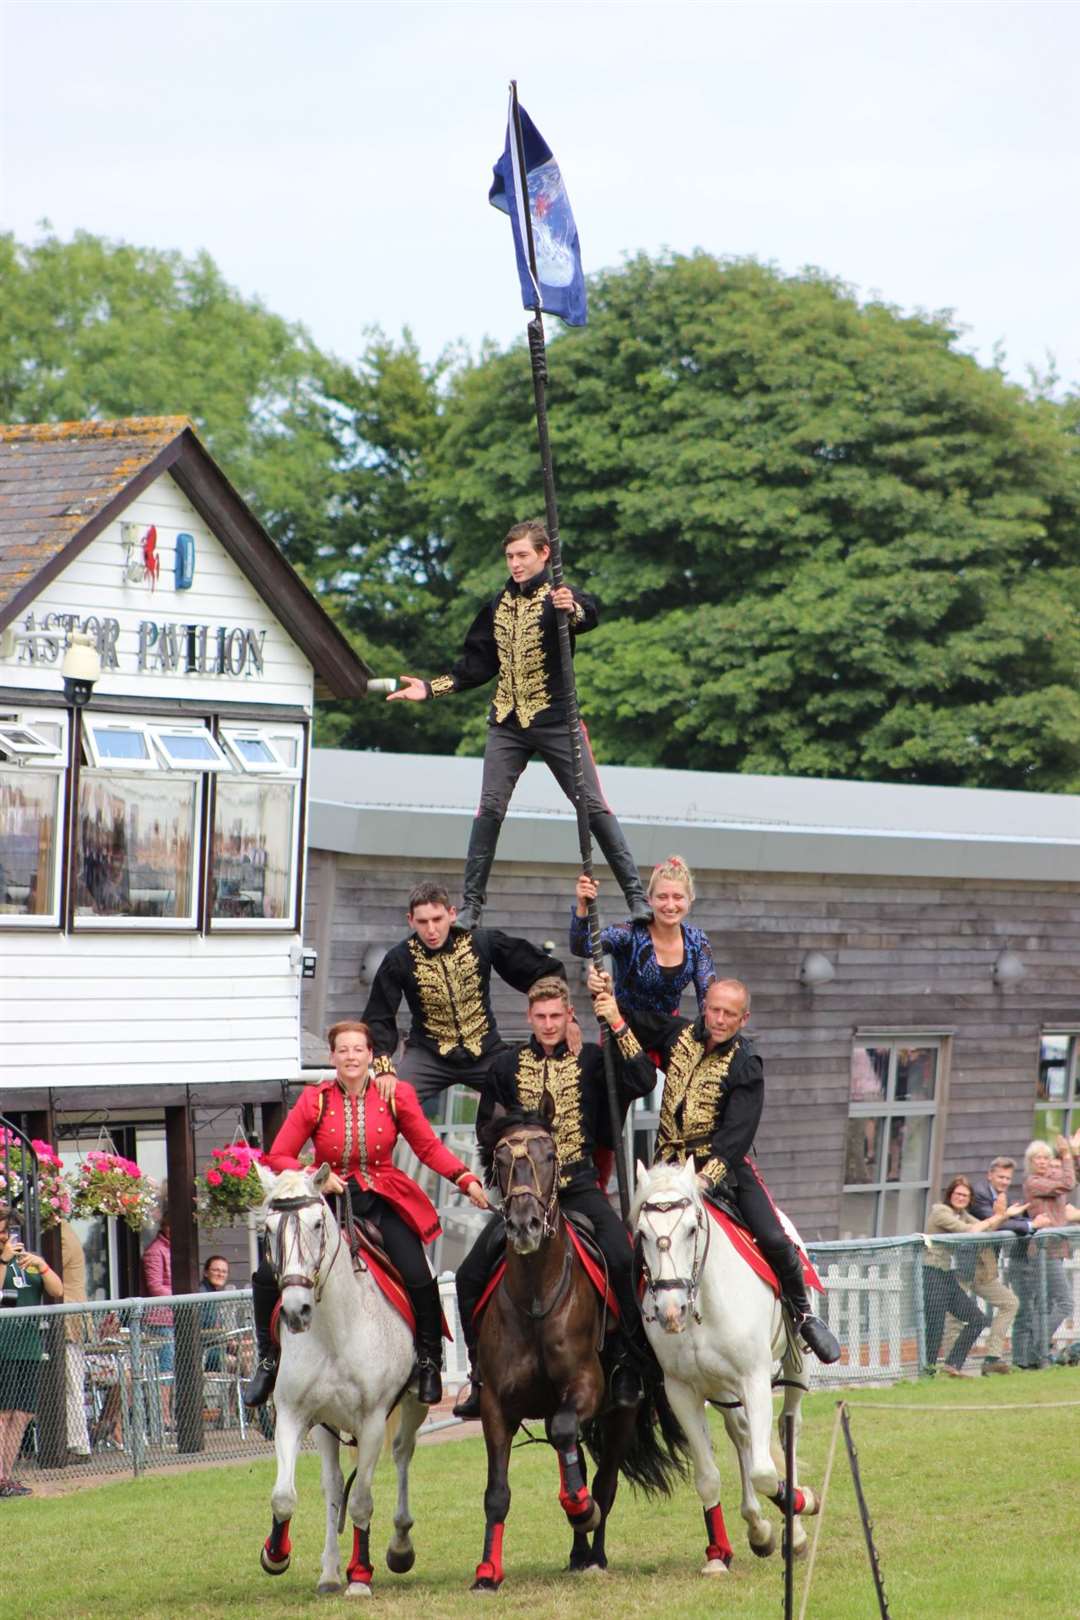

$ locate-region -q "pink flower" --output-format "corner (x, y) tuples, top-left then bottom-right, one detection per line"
(206, 1170), (223, 1187)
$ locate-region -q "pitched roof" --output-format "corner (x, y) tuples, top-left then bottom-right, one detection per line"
(0, 417), (371, 700)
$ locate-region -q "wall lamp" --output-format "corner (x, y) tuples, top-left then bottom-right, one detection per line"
(799, 950), (836, 988)
(993, 947), (1025, 986)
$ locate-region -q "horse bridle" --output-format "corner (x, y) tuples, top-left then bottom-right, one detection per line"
(637, 1192), (710, 1326)
(265, 1192), (342, 1304)
(492, 1127), (561, 1241)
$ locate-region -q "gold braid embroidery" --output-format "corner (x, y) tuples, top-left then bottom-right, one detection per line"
(515, 1047), (587, 1187)
(492, 583), (551, 728)
(656, 1030), (739, 1166)
(429, 675), (455, 697)
(408, 934), (489, 1057)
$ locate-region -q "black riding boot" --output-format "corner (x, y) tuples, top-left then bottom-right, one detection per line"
(452, 1322), (483, 1419)
(590, 812), (651, 924)
(774, 1248), (840, 1365)
(243, 1276), (280, 1407)
(608, 1330), (644, 1407)
(411, 1278), (444, 1406)
(456, 814), (501, 930)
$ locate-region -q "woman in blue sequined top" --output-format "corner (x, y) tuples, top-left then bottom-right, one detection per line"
(570, 855), (716, 1016)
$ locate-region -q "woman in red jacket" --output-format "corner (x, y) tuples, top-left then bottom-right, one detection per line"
(245, 1020), (489, 1408)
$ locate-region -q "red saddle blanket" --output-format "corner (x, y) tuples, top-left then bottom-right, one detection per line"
(703, 1203), (824, 1298)
(270, 1241), (451, 1345)
(472, 1221), (622, 1328)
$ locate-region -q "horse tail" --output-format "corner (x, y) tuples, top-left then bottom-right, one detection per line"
(582, 1377), (689, 1499)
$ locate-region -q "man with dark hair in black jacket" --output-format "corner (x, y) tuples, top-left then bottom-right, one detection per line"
(969, 1155), (1052, 1369)
(362, 880), (566, 1114)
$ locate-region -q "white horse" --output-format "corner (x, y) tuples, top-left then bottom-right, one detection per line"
(255, 1164), (428, 1598)
(632, 1160), (819, 1575)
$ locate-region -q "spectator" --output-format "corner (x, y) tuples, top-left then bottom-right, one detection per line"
(60, 1220), (91, 1459)
(0, 1203), (63, 1496)
(141, 1215), (174, 1427)
(199, 1255), (230, 1372)
(924, 1175), (1027, 1377)
(1022, 1134), (1079, 1361)
(969, 1156), (1053, 1369)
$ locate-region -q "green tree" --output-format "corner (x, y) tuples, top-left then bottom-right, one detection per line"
(435, 253), (1080, 788)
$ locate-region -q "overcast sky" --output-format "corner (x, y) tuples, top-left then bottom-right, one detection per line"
(2, 1), (1078, 390)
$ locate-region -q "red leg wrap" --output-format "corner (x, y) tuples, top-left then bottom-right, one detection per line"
(704, 1502), (733, 1566)
(792, 1486), (806, 1515)
(557, 1450), (595, 1525)
(770, 1480), (807, 1515)
(265, 1517), (292, 1561)
(475, 1522), (505, 1585)
(347, 1525), (373, 1586)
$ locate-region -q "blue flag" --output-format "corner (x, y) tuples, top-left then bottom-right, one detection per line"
(489, 89), (587, 327)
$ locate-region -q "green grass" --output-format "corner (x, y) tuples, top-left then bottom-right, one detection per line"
(6, 1371), (1079, 1620)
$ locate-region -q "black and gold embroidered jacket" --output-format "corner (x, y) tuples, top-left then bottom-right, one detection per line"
(363, 927), (564, 1071)
(477, 1031), (656, 1192)
(424, 572), (599, 730)
(627, 1009), (764, 1195)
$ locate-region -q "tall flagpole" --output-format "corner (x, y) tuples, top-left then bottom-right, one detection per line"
(509, 82), (631, 1220)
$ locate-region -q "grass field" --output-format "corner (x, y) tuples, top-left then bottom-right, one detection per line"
(6, 1370), (1078, 1620)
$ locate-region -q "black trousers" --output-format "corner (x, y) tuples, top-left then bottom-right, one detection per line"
(727, 1158), (805, 1292)
(477, 717), (609, 821)
(923, 1266), (989, 1368)
(455, 1185), (640, 1353)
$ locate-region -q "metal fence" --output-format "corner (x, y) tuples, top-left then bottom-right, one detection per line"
(3, 1230), (1078, 1491)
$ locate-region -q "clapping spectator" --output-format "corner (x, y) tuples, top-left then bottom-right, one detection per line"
(967, 1157), (1052, 1370)
(1022, 1135), (1078, 1361)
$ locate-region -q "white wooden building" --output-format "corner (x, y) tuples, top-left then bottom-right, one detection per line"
(0, 417), (370, 1293)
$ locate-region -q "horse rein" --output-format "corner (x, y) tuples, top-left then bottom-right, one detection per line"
(493, 1128), (560, 1241)
(265, 1192), (342, 1304)
(638, 1193), (710, 1325)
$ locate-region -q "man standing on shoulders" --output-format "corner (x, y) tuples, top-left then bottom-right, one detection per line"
(588, 967), (841, 1365)
(452, 975), (657, 1418)
(386, 519), (651, 929)
(362, 880), (567, 1117)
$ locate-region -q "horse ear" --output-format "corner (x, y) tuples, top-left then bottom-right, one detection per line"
(254, 1161), (277, 1197)
(539, 1088), (557, 1129)
(679, 1158), (698, 1192)
(311, 1162), (332, 1191)
(635, 1159), (651, 1189)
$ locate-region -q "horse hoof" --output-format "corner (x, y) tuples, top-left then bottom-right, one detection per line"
(791, 1534), (809, 1561)
(801, 1486), (820, 1517)
(260, 1547), (291, 1576)
(750, 1531), (776, 1560)
(700, 1558), (730, 1576)
(471, 1577), (502, 1594)
(581, 1562), (607, 1577)
(345, 1581), (373, 1598)
(317, 1582), (344, 1597)
(386, 1545), (416, 1574)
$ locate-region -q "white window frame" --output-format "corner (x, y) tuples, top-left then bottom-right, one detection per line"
(0, 711), (65, 763)
(0, 705), (68, 928)
(148, 723), (231, 773)
(82, 715), (157, 771)
(73, 769), (204, 931)
(219, 726), (295, 776)
(210, 725), (304, 930)
(1037, 1030), (1080, 1141)
(843, 1032), (947, 1240)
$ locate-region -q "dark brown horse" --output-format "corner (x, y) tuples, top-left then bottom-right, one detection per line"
(471, 1105), (685, 1591)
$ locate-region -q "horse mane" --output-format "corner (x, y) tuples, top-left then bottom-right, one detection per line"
(477, 1106), (552, 1179)
(628, 1161), (698, 1224)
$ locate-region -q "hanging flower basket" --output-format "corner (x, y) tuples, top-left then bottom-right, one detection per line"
(195, 1142), (267, 1229)
(0, 1129), (72, 1231)
(68, 1151), (160, 1232)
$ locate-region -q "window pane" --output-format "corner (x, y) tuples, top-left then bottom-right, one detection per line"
(92, 727), (150, 762)
(271, 735), (299, 768)
(844, 1118), (882, 1185)
(879, 1185), (928, 1237)
(234, 737), (275, 765)
(1034, 1105), (1067, 1143)
(0, 769), (59, 916)
(158, 732), (219, 762)
(885, 1114), (932, 1183)
(895, 1046), (936, 1101)
(851, 1045), (888, 1103)
(839, 1191), (878, 1240)
(211, 779), (295, 922)
(1039, 1035), (1069, 1102)
(76, 775), (197, 919)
